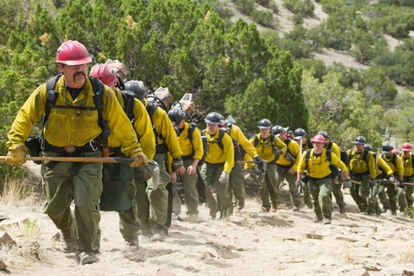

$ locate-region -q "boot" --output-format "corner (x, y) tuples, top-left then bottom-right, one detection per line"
(271, 203), (278, 212)
(77, 252), (98, 265)
(237, 200), (245, 211)
(60, 229), (75, 253)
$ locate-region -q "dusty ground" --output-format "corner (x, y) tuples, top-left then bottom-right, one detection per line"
(1, 164), (414, 276)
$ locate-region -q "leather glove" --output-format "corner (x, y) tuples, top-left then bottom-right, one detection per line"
(342, 179), (352, 189)
(398, 180), (406, 189)
(253, 156), (263, 165)
(172, 157), (184, 171)
(134, 161), (157, 181)
(129, 147), (148, 167)
(295, 180), (303, 195)
(218, 171), (229, 184)
(6, 145), (26, 166)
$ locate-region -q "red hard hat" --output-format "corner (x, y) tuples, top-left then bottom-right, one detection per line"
(402, 143), (413, 152)
(89, 63), (118, 87)
(310, 134), (326, 144)
(55, 40), (92, 66)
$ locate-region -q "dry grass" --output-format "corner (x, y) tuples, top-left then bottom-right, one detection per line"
(1, 179), (31, 205)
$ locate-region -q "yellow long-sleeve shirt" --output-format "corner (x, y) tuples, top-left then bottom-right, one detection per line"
(401, 154), (414, 177)
(382, 153), (404, 177)
(297, 149), (348, 179)
(143, 99), (182, 159)
(228, 124), (258, 159)
(249, 134), (287, 163)
(178, 122), (204, 160)
(204, 129), (234, 174)
(7, 76), (139, 156)
(110, 88), (155, 160)
(277, 138), (300, 171)
(347, 148), (377, 179)
(371, 153), (393, 178)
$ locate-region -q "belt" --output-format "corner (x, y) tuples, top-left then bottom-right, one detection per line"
(182, 153), (194, 160)
(43, 137), (101, 156)
(156, 144), (167, 153)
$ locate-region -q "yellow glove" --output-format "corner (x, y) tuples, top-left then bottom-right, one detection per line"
(129, 147), (148, 167)
(6, 145), (26, 166)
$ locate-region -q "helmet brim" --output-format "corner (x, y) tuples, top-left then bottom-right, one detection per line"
(205, 119), (219, 125)
(56, 56), (92, 66)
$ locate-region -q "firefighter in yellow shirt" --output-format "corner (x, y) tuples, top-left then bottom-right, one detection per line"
(293, 128), (313, 209)
(272, 125), (301, 211)
(125, 80), (184, 241)
(378, 143), (405, 216)
(222, 117), (262, 211)
(346, 136), (376, 213)
(200, 112), (234, 219)
(249, 119), (287, 212)
(90, 64), (155, 252)
(6, 41), (147, 265)
(318, 131), (347, 214)
(364, 144), (394, 215)
(401, 143), (414, 208)
(296, 135), (350, 224)
(168, 108), (204, 219)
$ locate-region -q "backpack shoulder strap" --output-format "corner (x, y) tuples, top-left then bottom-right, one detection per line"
(44, 74), (62, 126)
(304, 149), (312, 170)
(326, 141), (333, 150)
(217, 129), (226, 150)
(120, 90), (135, 121)
(326, 149), (332, 164)
(187, 123), (196, 141)
(253, 134), (259, 147)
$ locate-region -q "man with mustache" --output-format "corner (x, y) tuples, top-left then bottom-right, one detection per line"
(5, 40), (148, 265)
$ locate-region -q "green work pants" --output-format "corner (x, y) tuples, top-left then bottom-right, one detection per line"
(308, 178), (333, 220)
(257, 163), (278, 208)
(180, 158), (199, 215)
(229, 161), (246, 205)
(200, 163), (231, 218)
(41, 150), (102, 254)
(275, 165), (300, 207)
(137, 153), (171, 232)
(404, 176), (414, 208)
(367, 182), (381, 215)
(380, 180), (406, 214)
(135, 178), (151, 235)
(332, 180), (345, 208)
(350, 174), (370, 212)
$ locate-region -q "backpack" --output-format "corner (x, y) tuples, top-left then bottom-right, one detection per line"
(119, 90), (135, 122)
(145, 101), (166, 149)
(304, 149), (339, 180)
(252, 134), (282, 161)
(382, 153), (397, 168)
(43, 74), (109, 154)
(186, 123), (207, 166)
(201, 129), (238, 164)
(348, 149), (370, 172)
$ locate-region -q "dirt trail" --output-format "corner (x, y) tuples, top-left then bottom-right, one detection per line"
(1, 177), (414, 275)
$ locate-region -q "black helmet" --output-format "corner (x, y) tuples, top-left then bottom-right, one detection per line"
(318, 130), (330, 140)
(364, 143), (373, 152)
(353, 136), (366, 145)
(294, 128), (307, 139)
(205, 112), (222, 125)
(382, 142), (393, 153)
(168, 108), (185, 126)
(125, 80), (148, 101)
(258, 119), (272, 129)
(272, 125), (289, 137)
